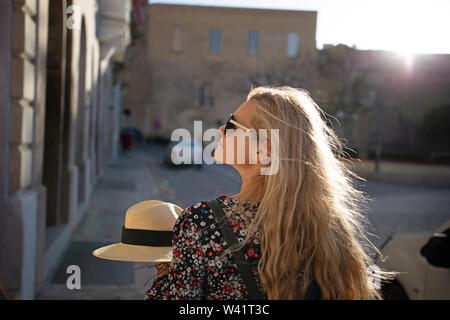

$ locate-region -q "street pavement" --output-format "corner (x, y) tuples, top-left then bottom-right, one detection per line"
(36, 142), (450, 299)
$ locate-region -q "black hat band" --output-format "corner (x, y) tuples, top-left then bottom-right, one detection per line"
(121, 226), (173, 247)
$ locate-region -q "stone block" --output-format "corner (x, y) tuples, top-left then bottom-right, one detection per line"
(12, 9), (36, 59)
(12, 57), (36, 102)
(10, 102), (34, 145)
(9, 144), (33, 192)
(14, 0), (37, 16)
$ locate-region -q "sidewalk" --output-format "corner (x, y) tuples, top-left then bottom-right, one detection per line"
(37, 148), (163, 299)
(352, 159), (450, 188)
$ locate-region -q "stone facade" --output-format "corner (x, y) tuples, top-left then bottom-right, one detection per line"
(0, 0), (132, 299)
(123, 4), (318, 139)
(123, 4), (450, 160)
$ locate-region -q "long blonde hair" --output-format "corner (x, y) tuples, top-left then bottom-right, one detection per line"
(227, 85), (394, 299)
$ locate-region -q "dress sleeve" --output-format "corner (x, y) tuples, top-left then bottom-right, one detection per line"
(144, 204), (207, 300)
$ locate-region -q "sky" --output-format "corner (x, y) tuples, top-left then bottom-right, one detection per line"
(149, 0), (450, 54)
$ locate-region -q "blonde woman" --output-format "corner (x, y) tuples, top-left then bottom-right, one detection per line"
(145, 85), (393, 300)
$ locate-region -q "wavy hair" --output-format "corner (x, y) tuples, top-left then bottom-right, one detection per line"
(224, 85), (395, 299)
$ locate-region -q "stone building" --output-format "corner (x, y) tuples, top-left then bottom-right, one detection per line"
(122, 3), (449, 160)
(0, 0), (132, 299)
(123, 3), (318, 140)
(317, 45), (450, 159)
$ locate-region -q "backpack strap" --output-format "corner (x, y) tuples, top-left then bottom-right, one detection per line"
(204, 198), (321, 300)
(304, 277), (321, 300)
(205, 199), (264, 300)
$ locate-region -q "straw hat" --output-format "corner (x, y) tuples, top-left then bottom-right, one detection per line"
(93, 200), (184, 263)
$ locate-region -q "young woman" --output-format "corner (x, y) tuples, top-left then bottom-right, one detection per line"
(145, 85), (393, 300)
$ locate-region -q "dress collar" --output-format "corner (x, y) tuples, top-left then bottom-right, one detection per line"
(219, 194), (260, 208)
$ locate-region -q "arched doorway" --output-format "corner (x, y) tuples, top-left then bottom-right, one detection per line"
(89, 49), (97, 185)
(59, 0), (75, 223)
(75, 18), (88, 205)
(43, 0), (67, 225)
(95, 61), (103, 178)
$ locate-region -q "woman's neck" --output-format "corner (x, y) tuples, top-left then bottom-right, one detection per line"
(231, 174), (263, 203)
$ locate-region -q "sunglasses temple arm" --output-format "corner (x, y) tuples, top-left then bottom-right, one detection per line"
(229, 119), (250, 131)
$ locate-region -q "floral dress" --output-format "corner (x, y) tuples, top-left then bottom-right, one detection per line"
(145, 194), (267, 300)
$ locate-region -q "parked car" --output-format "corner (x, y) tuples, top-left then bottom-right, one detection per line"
(376, 220), (450, 299)
(164, 138), (204, 169)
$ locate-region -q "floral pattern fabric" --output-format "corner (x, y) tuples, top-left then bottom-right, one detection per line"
(145, 194), (267, 300)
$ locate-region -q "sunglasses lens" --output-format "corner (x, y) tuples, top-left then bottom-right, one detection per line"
(224, 114), (235, 133)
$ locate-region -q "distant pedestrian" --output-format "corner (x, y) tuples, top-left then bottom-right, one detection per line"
(120, 109), (133, 152)
(145, 86), (395, 300)
(154, 118), (161, 131)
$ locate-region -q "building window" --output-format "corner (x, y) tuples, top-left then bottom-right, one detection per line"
(199, 83), (214, 107)
(286, 32), (299, 57)
(209, 28), (221, 54)
(171, 25), (183, 53)
(248, 30), (259, 55)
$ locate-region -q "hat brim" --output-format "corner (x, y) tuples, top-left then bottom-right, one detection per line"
(93, 243), (173, 263)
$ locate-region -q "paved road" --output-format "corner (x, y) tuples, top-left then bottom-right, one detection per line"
(144, 143), (450, 248)
(37, 143), (450, 299)
(142, 142), (242, 208)
(356, 179), (450, 249)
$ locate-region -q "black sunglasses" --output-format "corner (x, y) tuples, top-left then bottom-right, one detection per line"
(224, 113), (250, 134)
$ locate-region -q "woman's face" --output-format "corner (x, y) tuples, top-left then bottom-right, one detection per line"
(214, 100), (265, 174)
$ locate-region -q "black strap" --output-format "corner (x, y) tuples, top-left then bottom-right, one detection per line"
(205, 199), (264, 300)
(121, 226), (173, 247)
(205, 199), (322, 300)
(304, 278), (321, 300)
